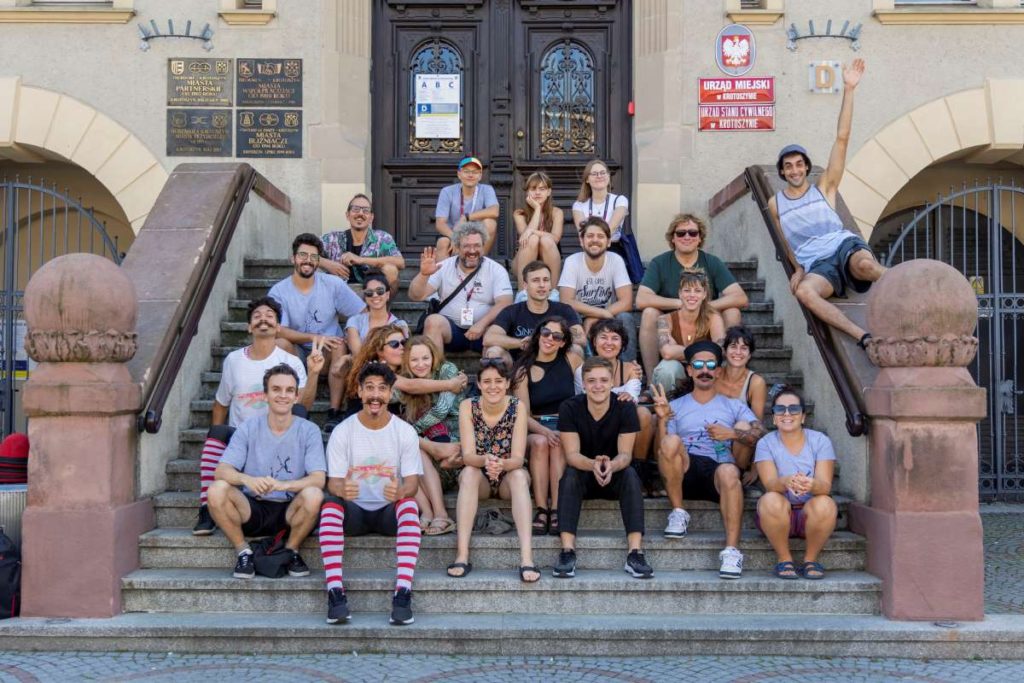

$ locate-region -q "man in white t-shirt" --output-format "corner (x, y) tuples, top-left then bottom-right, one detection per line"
(193, 296), (324, 536)
(317, 362), (424, 626)
(408, 221), (513, 355)
(558, 216), (637, 362)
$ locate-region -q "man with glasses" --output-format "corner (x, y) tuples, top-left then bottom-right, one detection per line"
(434, 156), (500, 258)
(636, 214), (748, 381)
(650, 341), (765, 579)
(269, 233), (367, 432)
(409, 222), (512, 355)
(320, 194), (405, 294)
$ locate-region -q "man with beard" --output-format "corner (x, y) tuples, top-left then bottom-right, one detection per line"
(269, 233), (367, 432)
(483, 260), (585, 358)
(767, 59), (886, 350)
(192, 297), (323, 536)
(651, 341), (765, 579)
(320, 194), (405, 293)
(557, 216), (637, 362)
(409, 222), (513, 355)
(317, 362), (423, 625)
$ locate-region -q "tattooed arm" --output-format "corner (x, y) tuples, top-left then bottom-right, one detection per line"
(657, 313), (686, 361)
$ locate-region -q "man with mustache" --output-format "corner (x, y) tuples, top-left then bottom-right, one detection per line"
(651, 340), (765, 579)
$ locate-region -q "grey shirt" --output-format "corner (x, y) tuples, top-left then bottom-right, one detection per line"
(268, 272), (365, 340)
(220, 415), (327, 502)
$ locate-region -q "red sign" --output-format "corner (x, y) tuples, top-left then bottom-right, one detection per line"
(699, 77), (774, 105)
(698, 104), (775, 132)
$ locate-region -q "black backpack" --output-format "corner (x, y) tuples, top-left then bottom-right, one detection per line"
(251, 529), (291, 578)
(0, 528), (20, 619)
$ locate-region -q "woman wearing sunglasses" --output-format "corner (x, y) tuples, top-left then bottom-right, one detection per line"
(512, 171), (565, 289)
(344, 270), (409, 356)
(754, 387), (838, 580)
(397, 335), (466, 536)
(651, 271), (725, 399)
(511, 316), (583, 535)
(448, 358), (538, 582)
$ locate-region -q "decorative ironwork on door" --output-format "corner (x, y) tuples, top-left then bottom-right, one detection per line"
(408, 39), (464, 154)
(877, 182), (1024, 498)
(0, 177), (123, 437)
(539, 40), (595, 155)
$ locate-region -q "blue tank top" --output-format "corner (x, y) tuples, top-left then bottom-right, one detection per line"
(775, 185), (850, 270)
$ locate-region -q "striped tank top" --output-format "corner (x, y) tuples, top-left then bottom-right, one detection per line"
(776, 185), (850, 271)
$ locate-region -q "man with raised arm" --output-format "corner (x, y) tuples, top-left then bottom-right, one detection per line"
(652, 341), (765, 579)
(767, 59), (886, 349)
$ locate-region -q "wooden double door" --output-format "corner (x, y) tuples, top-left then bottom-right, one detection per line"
(371, 0), (633, 259)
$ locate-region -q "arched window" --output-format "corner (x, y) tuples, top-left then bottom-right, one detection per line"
(539, 40), (595, 155)
(409, 39), (464, 154)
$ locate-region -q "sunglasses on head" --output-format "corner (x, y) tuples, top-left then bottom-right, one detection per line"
(385, 339), (405, 350)
(689, 359), (718, 370)
(480, 357), (508, 370)
(772, 404), (804, 416)
(363, 287), (388, 298)
(674, 229), (700, 238)
(539, 328), (566, 342)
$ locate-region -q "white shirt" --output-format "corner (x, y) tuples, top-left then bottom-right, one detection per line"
(572, 193), (629, 241)
(215, 346), (307, 428)
(427, 256), (513, 329)
(326, 414), (423, 511)
(558, 251), (631, 308)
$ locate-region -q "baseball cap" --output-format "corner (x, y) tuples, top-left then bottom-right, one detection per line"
(458, 156), (484, 170)
(684, 340), (723, 365)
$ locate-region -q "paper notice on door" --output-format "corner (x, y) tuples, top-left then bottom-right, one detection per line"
(415, 74), (460, 139)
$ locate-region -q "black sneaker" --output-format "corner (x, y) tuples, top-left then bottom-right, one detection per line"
(553, 549), (577, 578)
(624, 549), (654, 579)
(287, 551), (311, 577)
(390, 587), (414, 625)
(326, 587), (350, 624)
(323, 409), (343, 434)
(192, 504), (216, 536)
(232, 550), (254, 579)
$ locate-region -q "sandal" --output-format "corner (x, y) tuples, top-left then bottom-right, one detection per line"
(532, 507), (549, 534)
(419, 517), (432, 532)
(446, 561), (473, 578)
(548, 511), (560, 536)
(773, 561), (799, 580)
(519, 565), (541, 583)
(425, 517), (456, 536)
(800, 561), (826, 580)
(857, 333), (873, 350)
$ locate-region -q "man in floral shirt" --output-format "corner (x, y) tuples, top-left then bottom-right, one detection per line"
(321, 194), (405, 293)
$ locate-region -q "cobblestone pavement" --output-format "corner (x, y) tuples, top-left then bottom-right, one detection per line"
(982, 506), (1024, 614)
(1, 653), (1024, 683)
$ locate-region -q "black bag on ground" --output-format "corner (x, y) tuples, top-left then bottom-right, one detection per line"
(251, 529), (291, 578)
(0, 528), (21, 618)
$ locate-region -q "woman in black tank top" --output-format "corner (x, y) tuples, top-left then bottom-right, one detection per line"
(512, 316), (583, 535)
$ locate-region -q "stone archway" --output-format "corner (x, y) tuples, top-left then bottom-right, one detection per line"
(0, 77), (167, 233)
(839, 78), (1024, 240)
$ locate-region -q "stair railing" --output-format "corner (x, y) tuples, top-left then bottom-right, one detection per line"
(743, 165), (866, 437)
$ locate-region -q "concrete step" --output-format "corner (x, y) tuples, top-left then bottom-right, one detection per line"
(4, 612), (1022, 658)
(151, 491), (850, 532)
(137, 527), (866, 572)
(121, 567), (881, 615)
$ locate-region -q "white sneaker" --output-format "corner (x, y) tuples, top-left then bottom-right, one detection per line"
(664, 508), (690, 538)
(719, 546), (743, 579)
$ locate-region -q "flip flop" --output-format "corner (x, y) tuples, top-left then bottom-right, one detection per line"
(446, 561), (472, 578)
(800, 561), (826, 580)
(548, 511), (560, 536)
(519, 565), (541, 583)
(773, 561), (799, 580)
(425, 517), (456, 536)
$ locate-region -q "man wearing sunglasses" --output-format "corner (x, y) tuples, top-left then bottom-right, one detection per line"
(320, 194), (405, 293)
(636, 213), (748, 381)
(651, 340), (765, 579)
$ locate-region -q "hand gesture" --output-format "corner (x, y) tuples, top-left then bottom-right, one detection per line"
(593, 455), (612, 487)
(544, 427), (561, 449)
(307, 336), (326, 375)
(448, 372), (469, 393)
(742, 467), (759, 487)
(340, 252), (356, 266)
(616, 391), (635, 403)
(650, 383), (674, 420)
(321, 336), (345, 354)
(342, 478), (360, 500)
(383, 476), (399, 502)
(625, 361), (643, 383)
(843, 58), (865, 90)
(789, 267), (804, 295)
(526, 196), (542, 211)
(518, 229), (536, 250)
(465, 322), (486, 341)
(485, 454), (503, 482)
(706, 422), (736, 442)
(247, 475), (276, 497)
(420, 246), (440, 276)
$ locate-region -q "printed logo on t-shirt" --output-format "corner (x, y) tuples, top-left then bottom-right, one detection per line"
(350, 459), (397, 483)
(513, 325), (534, 338)
(272, 452), (293, 480)
(237, 385), (267, 411)
(575, 277), (614, 307)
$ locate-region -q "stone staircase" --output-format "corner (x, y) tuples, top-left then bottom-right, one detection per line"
(126, 257), (881, 652)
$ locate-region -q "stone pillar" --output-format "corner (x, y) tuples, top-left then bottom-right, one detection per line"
(850, 259), (986, 621)
(20, 253), (154, 617)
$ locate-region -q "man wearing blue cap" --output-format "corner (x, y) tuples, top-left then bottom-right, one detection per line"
(767, 59), (886, 350)
(434, 156), (500, 258)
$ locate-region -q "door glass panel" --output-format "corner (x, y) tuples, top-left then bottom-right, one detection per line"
(408, 40), (464, 154)
(539, 40), (595, 155)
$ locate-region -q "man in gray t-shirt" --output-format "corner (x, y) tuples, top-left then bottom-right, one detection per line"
(208, 364), (327, 581)
(434, 156), (499, 258)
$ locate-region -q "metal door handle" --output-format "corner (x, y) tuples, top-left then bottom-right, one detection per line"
(516, 129), (525, 139)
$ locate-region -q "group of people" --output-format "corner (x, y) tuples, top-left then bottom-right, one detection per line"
(193, 59), (884, 626)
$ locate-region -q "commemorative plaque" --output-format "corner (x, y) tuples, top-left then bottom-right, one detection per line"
(236, 58), (303, 107)
(167, 108), (232, 157)
(236, 109), (302, 158)
(167, 58), (233, 107)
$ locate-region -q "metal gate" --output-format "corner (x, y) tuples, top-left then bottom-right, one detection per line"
(878, 182), (1024, 498)
(0, 177), (122, 438)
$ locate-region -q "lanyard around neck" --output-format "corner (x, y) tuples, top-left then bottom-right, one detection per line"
(588, 194), (614, 222)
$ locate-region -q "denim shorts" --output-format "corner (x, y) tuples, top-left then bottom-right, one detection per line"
(807, 235), (873, 298)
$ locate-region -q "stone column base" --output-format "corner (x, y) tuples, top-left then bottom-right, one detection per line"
(850, 503), (984, 621)
(20, 499), (154, 617)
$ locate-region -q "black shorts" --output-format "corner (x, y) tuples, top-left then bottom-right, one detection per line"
(807, 235), (873, 298)
(241, 495), (291, 536)
(683, 456), (738, 504)
(444, 318), (484, 353)
(324, 494), (399, 536)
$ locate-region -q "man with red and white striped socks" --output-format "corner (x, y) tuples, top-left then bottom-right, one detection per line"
(193, 297), (321, 536)
(319, 361), (423, 625)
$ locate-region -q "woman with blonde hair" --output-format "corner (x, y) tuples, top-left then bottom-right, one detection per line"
(512, 171), (564, 289)
(572, 159), (629, 246)
(651, 271), (725, 398)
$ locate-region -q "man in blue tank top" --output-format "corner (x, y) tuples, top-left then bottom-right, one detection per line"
(767, 59), (886, 350)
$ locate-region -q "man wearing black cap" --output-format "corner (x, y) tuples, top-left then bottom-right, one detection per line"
(434, 156), (500, 258)
(651, 340), (765, 579)
(767, 58), (886, 351)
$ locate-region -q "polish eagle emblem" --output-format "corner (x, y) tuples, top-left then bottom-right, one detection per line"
(722, 37), (751, 67)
